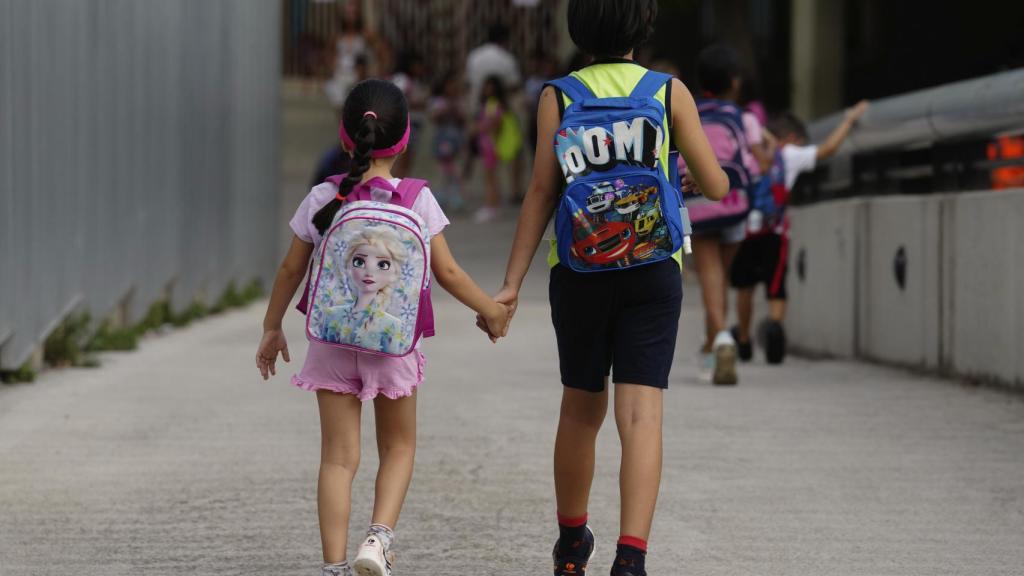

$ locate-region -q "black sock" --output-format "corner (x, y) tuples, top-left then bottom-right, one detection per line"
(613, 543), (647, 574)
(556, 516), (588, 557)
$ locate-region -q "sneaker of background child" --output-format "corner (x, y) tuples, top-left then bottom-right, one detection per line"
(764, 320), (787, 364)
(353, 533), (394, 576)
(712, 329), (739, 385)
(552, 525), (596, 576)
(731, 325), (753, 362)
(698, 351), (714, 382)
(473, 205), (498, 223)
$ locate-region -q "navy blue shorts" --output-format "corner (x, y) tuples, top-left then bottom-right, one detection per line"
(549, 259), (683, 392)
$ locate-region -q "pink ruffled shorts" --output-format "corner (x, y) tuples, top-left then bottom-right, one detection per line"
(292, 341), (425, 401)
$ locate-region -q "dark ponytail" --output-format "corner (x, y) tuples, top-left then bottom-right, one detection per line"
(312, 79), (409, 235)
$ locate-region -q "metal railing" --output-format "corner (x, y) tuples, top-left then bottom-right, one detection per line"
(800, 69), (1024, 202)
(0, 0), (282, 370)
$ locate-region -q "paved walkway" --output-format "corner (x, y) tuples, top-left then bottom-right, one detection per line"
(2, 211), (1023, 576)
(3, 86), (1023, 575)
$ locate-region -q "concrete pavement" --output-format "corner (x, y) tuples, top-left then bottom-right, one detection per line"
(2, 85), (1023, 575)
(2, 211), (1023, 575)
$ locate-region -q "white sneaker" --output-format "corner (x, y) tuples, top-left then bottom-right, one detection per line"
(353, 535), (394, 576)
(712, 330), (738, 386)
(698, 352), (714, 382)
(473, 205), (498, 223)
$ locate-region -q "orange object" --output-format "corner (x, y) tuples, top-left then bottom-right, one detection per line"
(988, 135), (1024, 189)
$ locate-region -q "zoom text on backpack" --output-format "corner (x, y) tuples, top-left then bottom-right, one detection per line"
(547, 70), (689, 273)
(305, 177), (435, 357)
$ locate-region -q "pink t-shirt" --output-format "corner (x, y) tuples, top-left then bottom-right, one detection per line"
(290, 178), (450, 248)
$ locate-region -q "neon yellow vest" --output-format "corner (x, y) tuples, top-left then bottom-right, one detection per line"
(547, 62), (682, 268)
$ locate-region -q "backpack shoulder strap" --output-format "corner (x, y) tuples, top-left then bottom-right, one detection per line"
(325, 174), (345, 187)
(546, 74), (593, 104)
(630, 70), (672, 100)
(393, 178), (428, 210)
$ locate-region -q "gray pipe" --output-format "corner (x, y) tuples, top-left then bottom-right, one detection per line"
(808, 68), (1024, 156)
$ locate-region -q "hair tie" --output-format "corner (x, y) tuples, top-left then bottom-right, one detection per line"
(363, 111), (378, 119)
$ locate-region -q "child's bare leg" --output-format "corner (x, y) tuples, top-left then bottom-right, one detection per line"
(692, 235), (727, 350)
(371, 393), (417, 528)
(768, 298), (787, 323)
(737, 287), (755, 342)
(554, 384), (609, 518)
(317, 390), (363, 563)
(615, 383), (663, 541)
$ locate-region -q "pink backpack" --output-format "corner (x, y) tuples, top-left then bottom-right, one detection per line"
(297, 176), (435, 356)
(682, 99), (754, 232)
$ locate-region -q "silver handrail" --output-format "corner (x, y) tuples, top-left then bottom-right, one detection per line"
(808, 68), (1024, 156)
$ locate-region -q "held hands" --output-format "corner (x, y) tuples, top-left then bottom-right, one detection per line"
(256, 329), (290, 380)
(475, 285), (519, 343)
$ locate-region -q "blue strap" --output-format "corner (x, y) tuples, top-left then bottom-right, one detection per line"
(546, 75), (594, 103)
(630, 70), (672, 100)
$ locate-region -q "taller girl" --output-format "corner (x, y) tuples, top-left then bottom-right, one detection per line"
(492, 1), (728, 575)
(257, 79), (510, 576)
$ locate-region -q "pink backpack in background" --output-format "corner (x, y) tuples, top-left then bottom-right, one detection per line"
(681, 99), (755, 232)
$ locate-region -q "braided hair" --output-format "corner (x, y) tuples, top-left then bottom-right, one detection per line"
(312, 79), (409, 235)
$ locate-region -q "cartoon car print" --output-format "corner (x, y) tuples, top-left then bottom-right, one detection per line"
(572, 221), (636, 266)
(586, 182), (617, 214)
(633, 241), (658, 260)
(614, 186), (655, 216)
(634, 199), (662, 237)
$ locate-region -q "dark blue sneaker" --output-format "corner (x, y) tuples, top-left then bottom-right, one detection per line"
(731, 325), (753, 362)
(764, 320), (786, 364)
(610, 565), (646, 576)
(552, 525), (595, 576)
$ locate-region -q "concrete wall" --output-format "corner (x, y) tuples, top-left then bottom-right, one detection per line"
(788, 188), (1024, 388)
(944, 191), (1024, 387)
(0, 0), (281, 370)
(788, 199), (864, 358)
(858, 197), (944, 368)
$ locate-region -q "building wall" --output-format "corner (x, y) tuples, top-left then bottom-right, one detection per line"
(0, 0), (282, 370)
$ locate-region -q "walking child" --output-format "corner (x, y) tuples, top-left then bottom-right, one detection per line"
(685, 44), (764, 385)
(429, 72), (467, 211)
(489, 1), (728, 574)
(256, 79), (511, 576)
(472, 75), (513, 222)
(730, 101), (868, 363)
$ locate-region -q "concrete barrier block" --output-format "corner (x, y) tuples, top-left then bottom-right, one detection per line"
(945, 189), (1024, 387)
(788, 199), (866, 357)
(858, 196), (944, 368)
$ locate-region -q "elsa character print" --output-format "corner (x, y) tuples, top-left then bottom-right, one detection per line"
(322, 227), (410, 354)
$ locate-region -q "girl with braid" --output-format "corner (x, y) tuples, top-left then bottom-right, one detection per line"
(255, 79), (511, 576)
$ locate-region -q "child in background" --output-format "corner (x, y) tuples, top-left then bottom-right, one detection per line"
(256, 79), (511, 576)
(429, 72), (466, 211)
(688, 44), (763, 385)
(472, 75), (509, 222)
(730, 101), (868, 364)
(391, 52), (429, 178)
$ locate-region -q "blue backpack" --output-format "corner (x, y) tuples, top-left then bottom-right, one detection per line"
(746, 150), (788, 235)
(547, 71), (688, 273)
